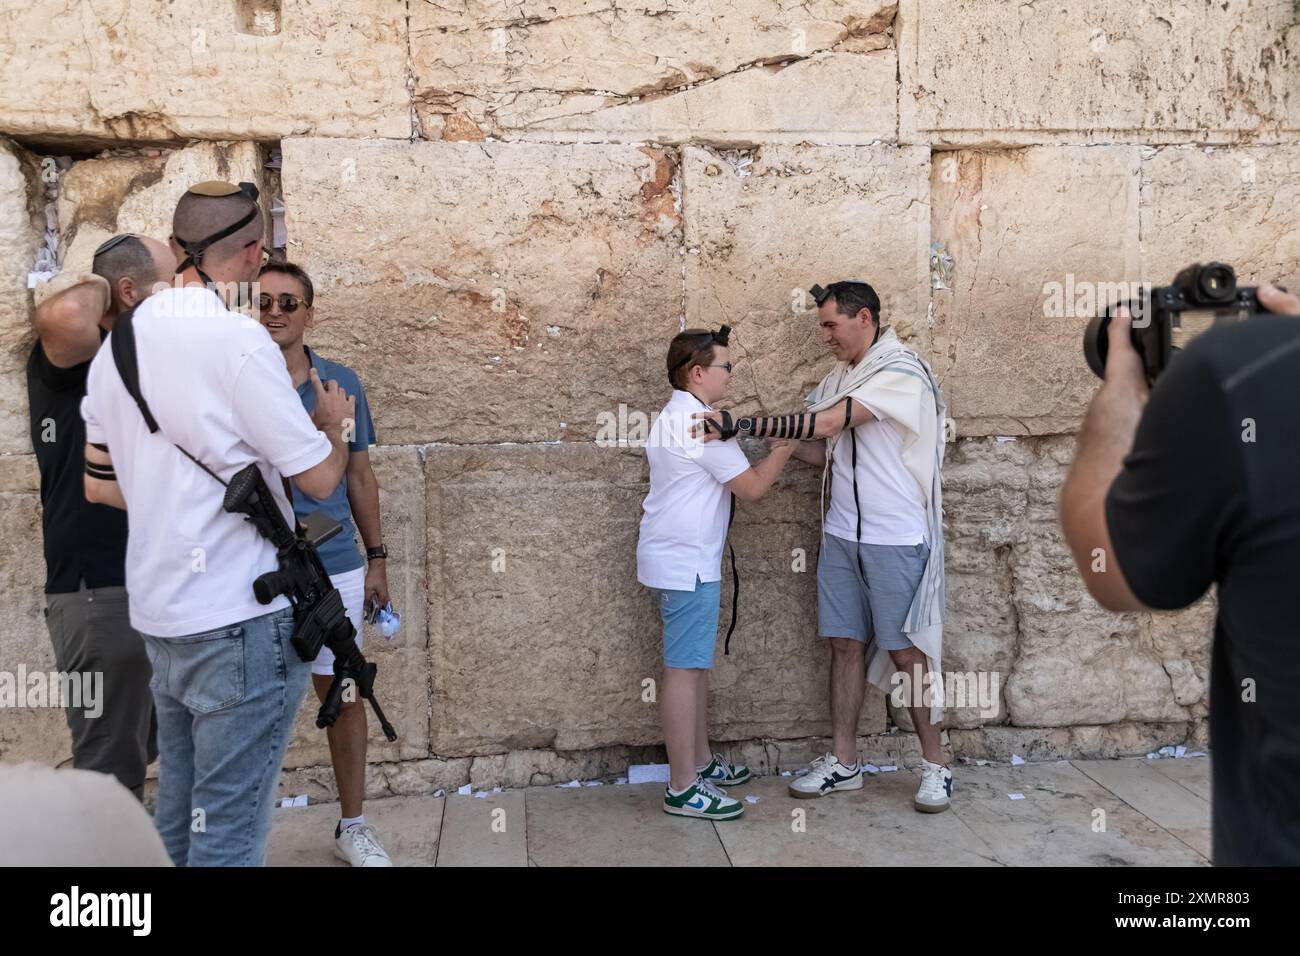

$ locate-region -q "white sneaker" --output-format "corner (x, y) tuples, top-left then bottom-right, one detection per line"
(334, 823), (393, 866)
(914, 759), (953, 813)
(787, 753), (864, 799)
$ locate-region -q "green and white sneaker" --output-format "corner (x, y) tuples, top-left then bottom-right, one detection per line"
(699, 752), (752, 787)
(663, 776), (745, 820)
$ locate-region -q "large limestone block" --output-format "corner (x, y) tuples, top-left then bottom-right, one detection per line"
(284, 446), (430, 767)
(683, 144), (931, 415)
(937, 438), (1032, 729)
(514, 52), (898, 146)
(280, 138), (682, 445)
(1004, 438), (1207, 727)
(899, 0), (1300, 145)
(57, 142), (268, 275)
(0, 455), (69, 766)
(930, 147), (1142, 436)
(0, 140), (41, 455)
(424, 442), (882, 757)
(3, 142), (269, 455)
(412, 1), (898, 141)
(0, 1), (410, 144)
(1140, 146), (1300, 291)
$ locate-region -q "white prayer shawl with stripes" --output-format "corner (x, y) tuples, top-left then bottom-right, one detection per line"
(805, 327), (948, 726)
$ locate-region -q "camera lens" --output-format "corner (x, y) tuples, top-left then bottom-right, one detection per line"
(1196, 262), (1236, 304)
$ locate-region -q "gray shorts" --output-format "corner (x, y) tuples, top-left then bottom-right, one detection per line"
(817, 533), (929, 651)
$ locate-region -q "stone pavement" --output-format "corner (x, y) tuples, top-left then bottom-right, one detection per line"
(267, 755), (1212, 867)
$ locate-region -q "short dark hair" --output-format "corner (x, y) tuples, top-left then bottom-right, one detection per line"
(666, 329), (717, 390)
(92, 234), (155, 293)
(825, 280), (880, 326)
(258, 259), (314, 306)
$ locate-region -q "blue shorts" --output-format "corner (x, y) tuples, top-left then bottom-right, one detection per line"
(817, 533), (929, 651)
(651, 575), (721, 669)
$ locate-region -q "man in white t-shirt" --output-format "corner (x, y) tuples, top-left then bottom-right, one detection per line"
(80, 181), (354, 866)
(694, 282), (951, 814)
(637, 325), (792, 821)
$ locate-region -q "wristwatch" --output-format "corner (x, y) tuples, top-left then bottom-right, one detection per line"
(366, 545), (388, 561)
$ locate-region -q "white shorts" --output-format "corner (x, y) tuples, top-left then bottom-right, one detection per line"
(310, 565), (366, 677)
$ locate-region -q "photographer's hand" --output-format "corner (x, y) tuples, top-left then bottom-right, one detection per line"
(1259, 283), (1300, 316)
(1059, 306), (1146, 612)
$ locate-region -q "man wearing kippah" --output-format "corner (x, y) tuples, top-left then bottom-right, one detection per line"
(695, 281), (951, 813)
(81, 181), (356, 865)
(28, 234), (174, 801)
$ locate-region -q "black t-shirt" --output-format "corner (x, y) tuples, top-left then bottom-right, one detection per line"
(26, 334), (128, 594)
(1106, 315), (1300, 866)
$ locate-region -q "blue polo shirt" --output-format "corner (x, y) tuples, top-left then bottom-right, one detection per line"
(292, 347), (375, 576)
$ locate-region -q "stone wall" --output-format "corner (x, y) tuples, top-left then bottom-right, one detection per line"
(2, 1), (1297, 793)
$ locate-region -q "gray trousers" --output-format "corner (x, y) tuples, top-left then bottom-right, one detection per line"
(44, 585), (156, 799)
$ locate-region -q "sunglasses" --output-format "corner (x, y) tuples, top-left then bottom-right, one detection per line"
(257, 293), (310, 314)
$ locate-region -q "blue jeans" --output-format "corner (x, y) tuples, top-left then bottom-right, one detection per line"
(141, 607), (309, 866)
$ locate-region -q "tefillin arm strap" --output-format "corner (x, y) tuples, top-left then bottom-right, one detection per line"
(701, 410), (820, 441)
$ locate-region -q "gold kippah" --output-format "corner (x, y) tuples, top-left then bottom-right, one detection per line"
(186, 180), (244, 197)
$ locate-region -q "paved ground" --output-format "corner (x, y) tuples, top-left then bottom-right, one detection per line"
(267, 755), (1213, 866)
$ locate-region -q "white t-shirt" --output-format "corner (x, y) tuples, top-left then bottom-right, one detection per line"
(824, 410), (928, 546)
(636, 390), (751, 591)
(82, 286), (332, 637)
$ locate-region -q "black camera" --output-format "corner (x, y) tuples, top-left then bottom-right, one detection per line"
(1084, 262), (1269, 384)
(223, 463), (397, 741)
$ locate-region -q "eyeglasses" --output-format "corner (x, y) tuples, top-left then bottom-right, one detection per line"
(257, 293), (310, 314)
(707, 363), (734, 373)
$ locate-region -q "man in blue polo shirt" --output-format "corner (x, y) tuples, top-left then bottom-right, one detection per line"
(258, 261), (392, 867)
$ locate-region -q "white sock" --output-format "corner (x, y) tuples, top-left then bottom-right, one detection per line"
(340, 814), (365, 831)
(667, 781), (694, 797)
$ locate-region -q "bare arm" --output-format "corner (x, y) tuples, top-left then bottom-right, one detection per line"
(694, 398), (876, 444)
(292, 431), (349, 501)
(34, 276), (111, 368)
(725, 443), (794, 502)
(84, 443), (127, 510)
(347, 449), (390, 607)
(1058, 309), (1146, 612)
(786, 438), (827, 467)
(346, 450), (382, 549)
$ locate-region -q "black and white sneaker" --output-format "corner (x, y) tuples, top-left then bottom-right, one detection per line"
(787, 753), (864, 799)
(914, 758), (953, 813)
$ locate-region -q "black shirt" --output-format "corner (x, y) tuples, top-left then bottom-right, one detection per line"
(26, 334), (128, 594)
(1106, 316), (1300, 866)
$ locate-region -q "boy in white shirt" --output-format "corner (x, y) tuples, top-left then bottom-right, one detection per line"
(637, 326), (792, 820)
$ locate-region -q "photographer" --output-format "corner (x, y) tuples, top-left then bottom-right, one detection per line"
(80, 181), (353, 866)
(1060, 282), (1300, 866)
(27, 235), (174, 800)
